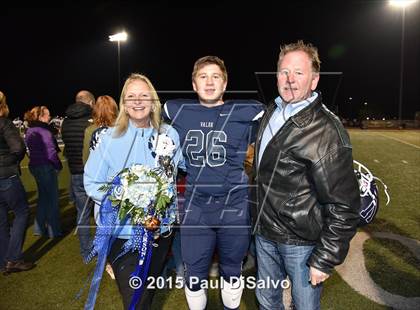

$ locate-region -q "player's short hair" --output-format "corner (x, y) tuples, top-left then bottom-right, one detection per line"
(192, 56), (228, 82)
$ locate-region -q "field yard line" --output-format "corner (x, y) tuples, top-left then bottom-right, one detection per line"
(376, 133), (420, 150)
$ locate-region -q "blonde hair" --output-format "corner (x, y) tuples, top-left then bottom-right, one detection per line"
(114, 73), (162, 137)
(278, 40), (321, 73)
(93, 95), (118, 127)
(0, 91), (9, 117)
(24, 106), (49, 123)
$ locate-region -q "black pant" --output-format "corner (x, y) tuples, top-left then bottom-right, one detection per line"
(108, 235), (173, 310)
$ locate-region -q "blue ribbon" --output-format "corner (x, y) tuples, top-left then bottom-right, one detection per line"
(128, 229), (153, 310)
(84, 186), (118, 310)
(83, 170), (176, 309)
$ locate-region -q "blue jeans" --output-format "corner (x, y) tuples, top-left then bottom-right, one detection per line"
(255, 234), (322, 310)
(71, 174), (93, 260)
(0, 175), (29, 268)
(29, 164), (61, 237)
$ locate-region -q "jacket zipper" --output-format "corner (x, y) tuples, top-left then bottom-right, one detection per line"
(253, 104), (274, 234)
(253, 103), (294, 234)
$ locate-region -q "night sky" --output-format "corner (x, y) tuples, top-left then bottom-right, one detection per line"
(1, 1), (419, 120)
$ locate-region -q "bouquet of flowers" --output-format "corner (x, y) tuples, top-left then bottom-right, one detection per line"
(99, 164), (176, 231)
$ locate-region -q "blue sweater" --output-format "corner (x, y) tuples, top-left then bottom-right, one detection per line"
(84, 120), (183, 238)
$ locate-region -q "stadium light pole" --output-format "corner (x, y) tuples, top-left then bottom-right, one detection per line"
(389, 0), (417, 127)
(109, 31), (128, 93)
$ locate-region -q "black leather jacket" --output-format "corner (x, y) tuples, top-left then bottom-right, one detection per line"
(251, 93), (360, 274)
(0, 117), (26, 178)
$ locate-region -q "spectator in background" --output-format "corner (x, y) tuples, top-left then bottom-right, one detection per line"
(81, 95), (118, 280)
(82, 95), (118, 225)
(0, 90), (35, 273)
(82, 95), (118, 165)
(24, 106), (62, 238)
(61, 90), (94, 260)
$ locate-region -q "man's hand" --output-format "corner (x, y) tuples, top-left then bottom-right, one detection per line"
(309, 266), (330, 286)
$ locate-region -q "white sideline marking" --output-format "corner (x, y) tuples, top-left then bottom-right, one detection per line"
(336, 231), (420, 309)
(402, 160), (408, 164)
(377, 133), (420, 150)
(373, 159), (380, 163)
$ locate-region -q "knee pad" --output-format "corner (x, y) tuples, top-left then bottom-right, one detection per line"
(185, 286), (207, 310)
(221, 277), (244, 309)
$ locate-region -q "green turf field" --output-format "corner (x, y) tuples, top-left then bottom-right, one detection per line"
(1, 129), (419, 309)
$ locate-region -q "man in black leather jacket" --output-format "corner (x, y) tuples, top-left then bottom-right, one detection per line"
(252, 41), (360, 310)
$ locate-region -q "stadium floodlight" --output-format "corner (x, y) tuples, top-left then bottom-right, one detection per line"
(109, 31), (128, 42)
(389, 0), (417, 7)
(109, 31), (128, 92)
(389, 0), (418, 126)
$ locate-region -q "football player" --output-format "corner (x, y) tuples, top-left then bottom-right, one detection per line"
(164, 56), (263, 310)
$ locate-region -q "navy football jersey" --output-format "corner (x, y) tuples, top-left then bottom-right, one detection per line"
(164, 99), (264, 196)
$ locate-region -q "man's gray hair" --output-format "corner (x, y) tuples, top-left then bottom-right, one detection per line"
(75, 90), (95, 106)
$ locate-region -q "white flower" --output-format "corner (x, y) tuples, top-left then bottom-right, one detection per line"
(151, 134), (176, 157)
(131, 164), (148, 177)
(120, 172), (129, 187)
(113, 185), (124, 200)
(103, 163), (175, 226)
